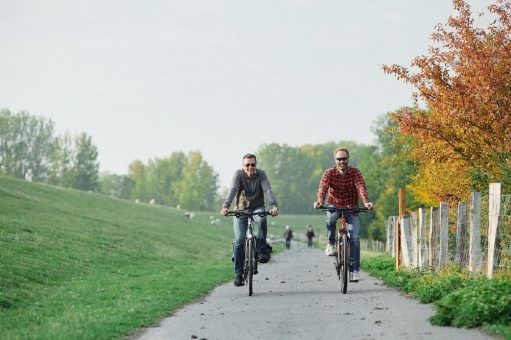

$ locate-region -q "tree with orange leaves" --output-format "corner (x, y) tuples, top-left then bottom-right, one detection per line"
(383, 0), (511, 201)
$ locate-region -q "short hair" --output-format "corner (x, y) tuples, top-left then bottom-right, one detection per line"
(333, 147), (350, 157)
(242, 153), (257, 162)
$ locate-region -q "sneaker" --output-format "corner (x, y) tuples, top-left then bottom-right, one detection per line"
(325, 243), (335, 256)
(351, 271), (360, 282)
(258, 252), (270, 263)
(234, 274), (244, 287)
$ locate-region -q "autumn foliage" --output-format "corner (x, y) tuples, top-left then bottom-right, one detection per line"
(383, 0), (511, 202)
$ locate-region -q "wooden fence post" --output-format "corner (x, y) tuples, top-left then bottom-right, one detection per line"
(487, 183), (501, 278)
(400, 216), (413, 267)
(439, 202), (449, 267)
(455, 201), (468, 268)
(411, 212), (418, 267)
(387, 216), (396, 256)
(418, 208), (428, 269)
(386, 217), (391, 255)
(396, 188), (406, 269)
(469, 192), (482, 273)
(428, 207), (435, 268)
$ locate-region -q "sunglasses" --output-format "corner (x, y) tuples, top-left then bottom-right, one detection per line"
(244, 163), (256, 168)
(336, 157), (348, 161)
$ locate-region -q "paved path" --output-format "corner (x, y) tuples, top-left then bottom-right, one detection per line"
(134, 243), (494, 340)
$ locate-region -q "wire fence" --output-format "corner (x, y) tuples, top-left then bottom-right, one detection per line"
(386, 184), (510, 277)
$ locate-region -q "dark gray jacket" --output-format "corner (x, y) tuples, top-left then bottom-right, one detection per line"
(222, 169), (278, 211)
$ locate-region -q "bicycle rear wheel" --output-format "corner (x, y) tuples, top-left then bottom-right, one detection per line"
(335, 236), (341, 278)
(247, 238), (254, 296)
(340, 233), (349, 294)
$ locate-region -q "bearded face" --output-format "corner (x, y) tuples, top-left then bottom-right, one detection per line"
(334, 151), (349, 172)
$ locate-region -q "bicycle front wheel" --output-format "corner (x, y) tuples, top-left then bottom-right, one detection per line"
(335, 237), (341, 278)
(247, 238), (254, 296)
(340, 233), (349, 294)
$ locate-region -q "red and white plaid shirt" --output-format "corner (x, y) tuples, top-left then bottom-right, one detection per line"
(316, 166), (369, 208)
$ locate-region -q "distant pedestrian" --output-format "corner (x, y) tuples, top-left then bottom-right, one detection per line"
(306, 224), (316, 247)
(283, 225), (293, 249)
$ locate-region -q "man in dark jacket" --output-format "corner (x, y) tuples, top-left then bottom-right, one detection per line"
(220, 153), (279, 287)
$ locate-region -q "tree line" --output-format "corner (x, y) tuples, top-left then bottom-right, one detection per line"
(0, 106), (411, 240)
(0, 109), (99, 191)
(122, 151), (218, 211)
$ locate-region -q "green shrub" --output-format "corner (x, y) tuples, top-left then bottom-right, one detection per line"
(414, 271), (470, 303)
(362, 256), (426, 292)
(430, 278), (511, 328)
(483, 323), (511, 339)
(382, 269), (421, 291)
(361, 254), (394, 278)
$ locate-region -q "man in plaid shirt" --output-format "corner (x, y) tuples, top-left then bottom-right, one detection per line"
(313, 147), (374, 282)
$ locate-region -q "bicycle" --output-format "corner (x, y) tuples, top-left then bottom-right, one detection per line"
(227, 210), (272, 296)
(319, 206), (369, 294)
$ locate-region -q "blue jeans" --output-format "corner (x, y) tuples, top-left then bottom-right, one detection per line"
(325, 209), (361, 272)
(233, 207), (268, 275)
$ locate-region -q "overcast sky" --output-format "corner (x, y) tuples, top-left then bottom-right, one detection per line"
(1, 0), (495, 188)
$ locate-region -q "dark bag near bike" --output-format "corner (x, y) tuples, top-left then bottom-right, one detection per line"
(258, 244), (272, 263)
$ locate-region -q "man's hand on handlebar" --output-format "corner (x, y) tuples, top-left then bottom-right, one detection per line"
(220, 208), (229, 216)
(364, 202), (375, 210)
(270, 207), (279, 217)
(313, 201), (322, 209)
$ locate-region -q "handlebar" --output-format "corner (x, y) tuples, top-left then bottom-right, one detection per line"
(226, 210), (272, 218)
(318, 206), (370, 214)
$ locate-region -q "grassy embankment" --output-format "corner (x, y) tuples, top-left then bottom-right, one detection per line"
(362, 255), (511, 339)
(1, 176), (351, 339)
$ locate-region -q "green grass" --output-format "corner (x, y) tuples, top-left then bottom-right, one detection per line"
(0, 176), (238, 339)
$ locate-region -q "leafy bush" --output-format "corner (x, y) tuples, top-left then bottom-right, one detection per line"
(483, 323), (511, 339)
(430, 278), (511, 328)
(361, 254), (394, 278)
(413, 266), (472, 303)
(383, 269), (422, 292)
(362, 255), (424, 292)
